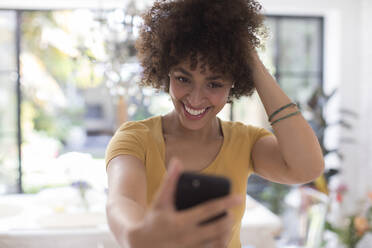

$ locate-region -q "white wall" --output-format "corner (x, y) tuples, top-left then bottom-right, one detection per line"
(358, 0), (372, 197)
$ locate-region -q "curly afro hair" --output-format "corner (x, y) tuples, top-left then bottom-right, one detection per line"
(135, 0), (267, 100)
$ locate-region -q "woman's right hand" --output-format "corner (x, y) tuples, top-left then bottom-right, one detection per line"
(127, 158), (243, 248)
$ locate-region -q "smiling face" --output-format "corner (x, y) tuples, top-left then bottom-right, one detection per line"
(168, 60), (233, 131)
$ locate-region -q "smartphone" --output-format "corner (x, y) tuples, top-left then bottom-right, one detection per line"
(175, 172), (231, 225)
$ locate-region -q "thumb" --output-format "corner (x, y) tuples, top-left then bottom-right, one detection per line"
(152, 158), (183, 210)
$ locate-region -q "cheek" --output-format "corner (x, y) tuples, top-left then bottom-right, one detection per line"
(169, 82), (186, 101)
(209, 90), (230, 106)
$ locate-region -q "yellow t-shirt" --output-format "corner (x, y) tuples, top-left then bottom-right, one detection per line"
(105, 115), (273, 248)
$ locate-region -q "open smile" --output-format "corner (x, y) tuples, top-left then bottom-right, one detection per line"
(182, 102), (210, 120)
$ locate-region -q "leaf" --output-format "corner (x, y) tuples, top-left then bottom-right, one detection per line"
(324, 221), (344, 236)
(340, 109), (359, 118)
(325, 88), (337, 101)
(339, 137), (357, 144)
(339, 120), (353, 129)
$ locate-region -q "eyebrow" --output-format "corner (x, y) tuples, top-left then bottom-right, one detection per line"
(173, 67), (223, 80)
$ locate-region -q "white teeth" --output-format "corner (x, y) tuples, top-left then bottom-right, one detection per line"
(185, 105), (207, 116)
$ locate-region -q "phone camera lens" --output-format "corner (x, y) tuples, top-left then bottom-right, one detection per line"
(192, 179), (200, 188)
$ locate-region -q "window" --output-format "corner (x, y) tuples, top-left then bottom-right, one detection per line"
(266, 16), (323, 107)
(2, 9), (174, 194)
(234, 16), (323, 124)
(246, 16), (324, 212)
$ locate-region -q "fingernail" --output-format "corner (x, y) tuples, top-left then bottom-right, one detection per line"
(168, 163), (176, 175)
(168, 160), (180, 176)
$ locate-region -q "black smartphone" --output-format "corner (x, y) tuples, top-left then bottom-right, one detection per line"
(175, 172), (231, 225)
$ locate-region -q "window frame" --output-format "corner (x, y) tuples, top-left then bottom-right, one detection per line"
(265, 14), (324, 95)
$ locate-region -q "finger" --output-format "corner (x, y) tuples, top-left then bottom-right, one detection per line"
(192, 211), (234, 247)
(201, 235), (231, 248)
(180, 194), (242, 225)
(213, 229), (233, 248)
(152, 157), (183, 210)
(199, 238), (229, 248)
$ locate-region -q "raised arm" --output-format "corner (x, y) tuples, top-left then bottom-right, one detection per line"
(250, 51), (324, 184)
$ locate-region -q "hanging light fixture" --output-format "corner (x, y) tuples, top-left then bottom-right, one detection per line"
(93, 0), (149, 125)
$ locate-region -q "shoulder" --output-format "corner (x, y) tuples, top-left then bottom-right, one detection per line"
(115, 116), (161, 139)
(117, 116), (160, 133)
(105, 116), (162, 167)
(221, 120), (272, 139)
(108, 116), (162, 149)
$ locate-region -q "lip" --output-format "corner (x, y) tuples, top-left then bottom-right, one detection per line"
(182, 102), (210, 120)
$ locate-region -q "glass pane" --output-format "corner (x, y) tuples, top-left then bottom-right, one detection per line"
(278, 18), (322, 74)
(147, 89), (175, 116)
(279, 76), (321, 107)
(0, 72), (19, 194)
(233, 92), (269, 127)
(0, 11), (17, 71)
(216, 104), (231, 121)
(20, 10), (145, 193)
(261, 17), (277, 76)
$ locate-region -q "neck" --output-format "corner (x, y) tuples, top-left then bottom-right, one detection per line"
(163, 111), (221, 141)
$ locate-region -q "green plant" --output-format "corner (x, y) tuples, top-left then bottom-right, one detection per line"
(325, 191), (372, 248)
(71, 180), (92, 211)
(305, 83), (358, 194)
(305, 84), (363, 247)
(260, 182), (290, 214)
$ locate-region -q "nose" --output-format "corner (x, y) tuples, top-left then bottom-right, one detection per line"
(186, 86), (205, 107)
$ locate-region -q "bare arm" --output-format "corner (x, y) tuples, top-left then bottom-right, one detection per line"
(106, 156), (242, 248)
(106, 155), (147, 247)
(251, 51), (324, 184)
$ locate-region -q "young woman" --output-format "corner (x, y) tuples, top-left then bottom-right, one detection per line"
(105, 0), (324, 247)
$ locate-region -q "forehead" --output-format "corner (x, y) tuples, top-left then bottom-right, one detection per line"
(172, 59), (222, 77)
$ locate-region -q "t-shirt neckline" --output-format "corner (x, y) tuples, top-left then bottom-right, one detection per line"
(158, 115), (227, 174)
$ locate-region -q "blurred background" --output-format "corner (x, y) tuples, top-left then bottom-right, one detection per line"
(1, 0), (372, 247)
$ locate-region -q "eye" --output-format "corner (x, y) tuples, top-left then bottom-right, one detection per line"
(208, 82), (223, 89)
(175, 76), (189, 83)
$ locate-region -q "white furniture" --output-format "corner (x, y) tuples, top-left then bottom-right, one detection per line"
(241, 195), (282, 248)
(0, 193), (281, 248)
